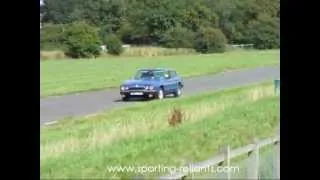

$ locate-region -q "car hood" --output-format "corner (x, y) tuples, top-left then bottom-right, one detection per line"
(122, 79), (159, 86)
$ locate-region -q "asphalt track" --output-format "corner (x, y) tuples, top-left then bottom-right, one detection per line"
(40, 66), (279, 125)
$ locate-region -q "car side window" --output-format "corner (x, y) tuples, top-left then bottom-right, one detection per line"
(170, 71), (177, 78)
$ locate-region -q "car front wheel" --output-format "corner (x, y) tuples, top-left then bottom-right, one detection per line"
(157, 89), (164, 100)
(174, 86), (182, 97)
(122, 96), (129, 101)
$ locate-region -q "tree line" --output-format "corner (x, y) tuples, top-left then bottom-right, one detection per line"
(40, 0), (280, 58)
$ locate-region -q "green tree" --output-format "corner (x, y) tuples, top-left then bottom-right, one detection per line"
(245, 14), (280, 49)
(64, 21), (102, 58)
(77, 0), (127, 29)
(42, 0), (127, 31)
(159, 25), (195, 48)
(203, 0), (279, 46)
(180, 0), (219, 32)
(41, 0), (280, 50)
(42, 0), (82, 24)
(40, 23), (67, 50)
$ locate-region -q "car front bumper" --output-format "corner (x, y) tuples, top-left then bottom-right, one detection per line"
(120, 90), (158, 98)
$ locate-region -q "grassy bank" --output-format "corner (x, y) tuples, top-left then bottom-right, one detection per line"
(195, 145), (278, 179)
(40, 49), (279, 97)
(40, 82), (280, 179)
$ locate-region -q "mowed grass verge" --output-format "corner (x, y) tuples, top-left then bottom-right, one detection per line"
(40, 82), (280, 179)
(40, 49), (279, 97)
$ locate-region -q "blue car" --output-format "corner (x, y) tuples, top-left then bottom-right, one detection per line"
(120, 68), (184, 101)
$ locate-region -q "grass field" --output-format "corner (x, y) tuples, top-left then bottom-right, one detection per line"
(40, 49), (280, 97)
(40, 82), (280, 179)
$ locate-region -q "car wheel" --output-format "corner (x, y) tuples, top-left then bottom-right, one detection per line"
(174, 86), (182, 97)
(157, 89), (164, 100)
(122, 96), (129, 101)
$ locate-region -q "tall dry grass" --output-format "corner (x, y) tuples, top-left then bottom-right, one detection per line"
(40, 47), (197, 60)
(120, 47), (197, 57)
(40, 50), (66, 60)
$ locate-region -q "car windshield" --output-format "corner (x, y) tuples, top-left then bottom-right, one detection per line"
(134, 70), (165, 80)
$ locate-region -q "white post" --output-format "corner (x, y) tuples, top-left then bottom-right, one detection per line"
(275, 128), (280, 179)
(223, 145), (231, 180)
(247, 138), (260, 179)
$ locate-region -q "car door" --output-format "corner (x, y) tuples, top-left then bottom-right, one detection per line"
(162, 70), (172, 93)
(169, 70), (180, 91)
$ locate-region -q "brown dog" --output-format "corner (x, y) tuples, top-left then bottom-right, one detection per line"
(168, 107), (183, 126)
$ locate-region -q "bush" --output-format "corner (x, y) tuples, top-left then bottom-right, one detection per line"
(103, 34), (124, 55)
(64, 21), (102, 59)
(193, 27), (227, 53)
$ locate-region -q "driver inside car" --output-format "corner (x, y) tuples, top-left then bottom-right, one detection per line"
(164, 73), (169, 79)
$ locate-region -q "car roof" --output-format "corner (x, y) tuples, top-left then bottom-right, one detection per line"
(137, 68), (175, 72)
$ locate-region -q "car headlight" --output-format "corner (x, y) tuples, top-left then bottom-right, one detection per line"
(120, 86), (128, 91)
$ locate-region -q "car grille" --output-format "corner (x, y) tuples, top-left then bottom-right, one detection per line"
(128, 87), (145, 91)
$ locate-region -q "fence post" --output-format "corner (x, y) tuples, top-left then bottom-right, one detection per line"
(274, 79), (280, 95)
(275, 128), (280, 179)
(247, 138), (260, 179)
(220, 145), (231, 180)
